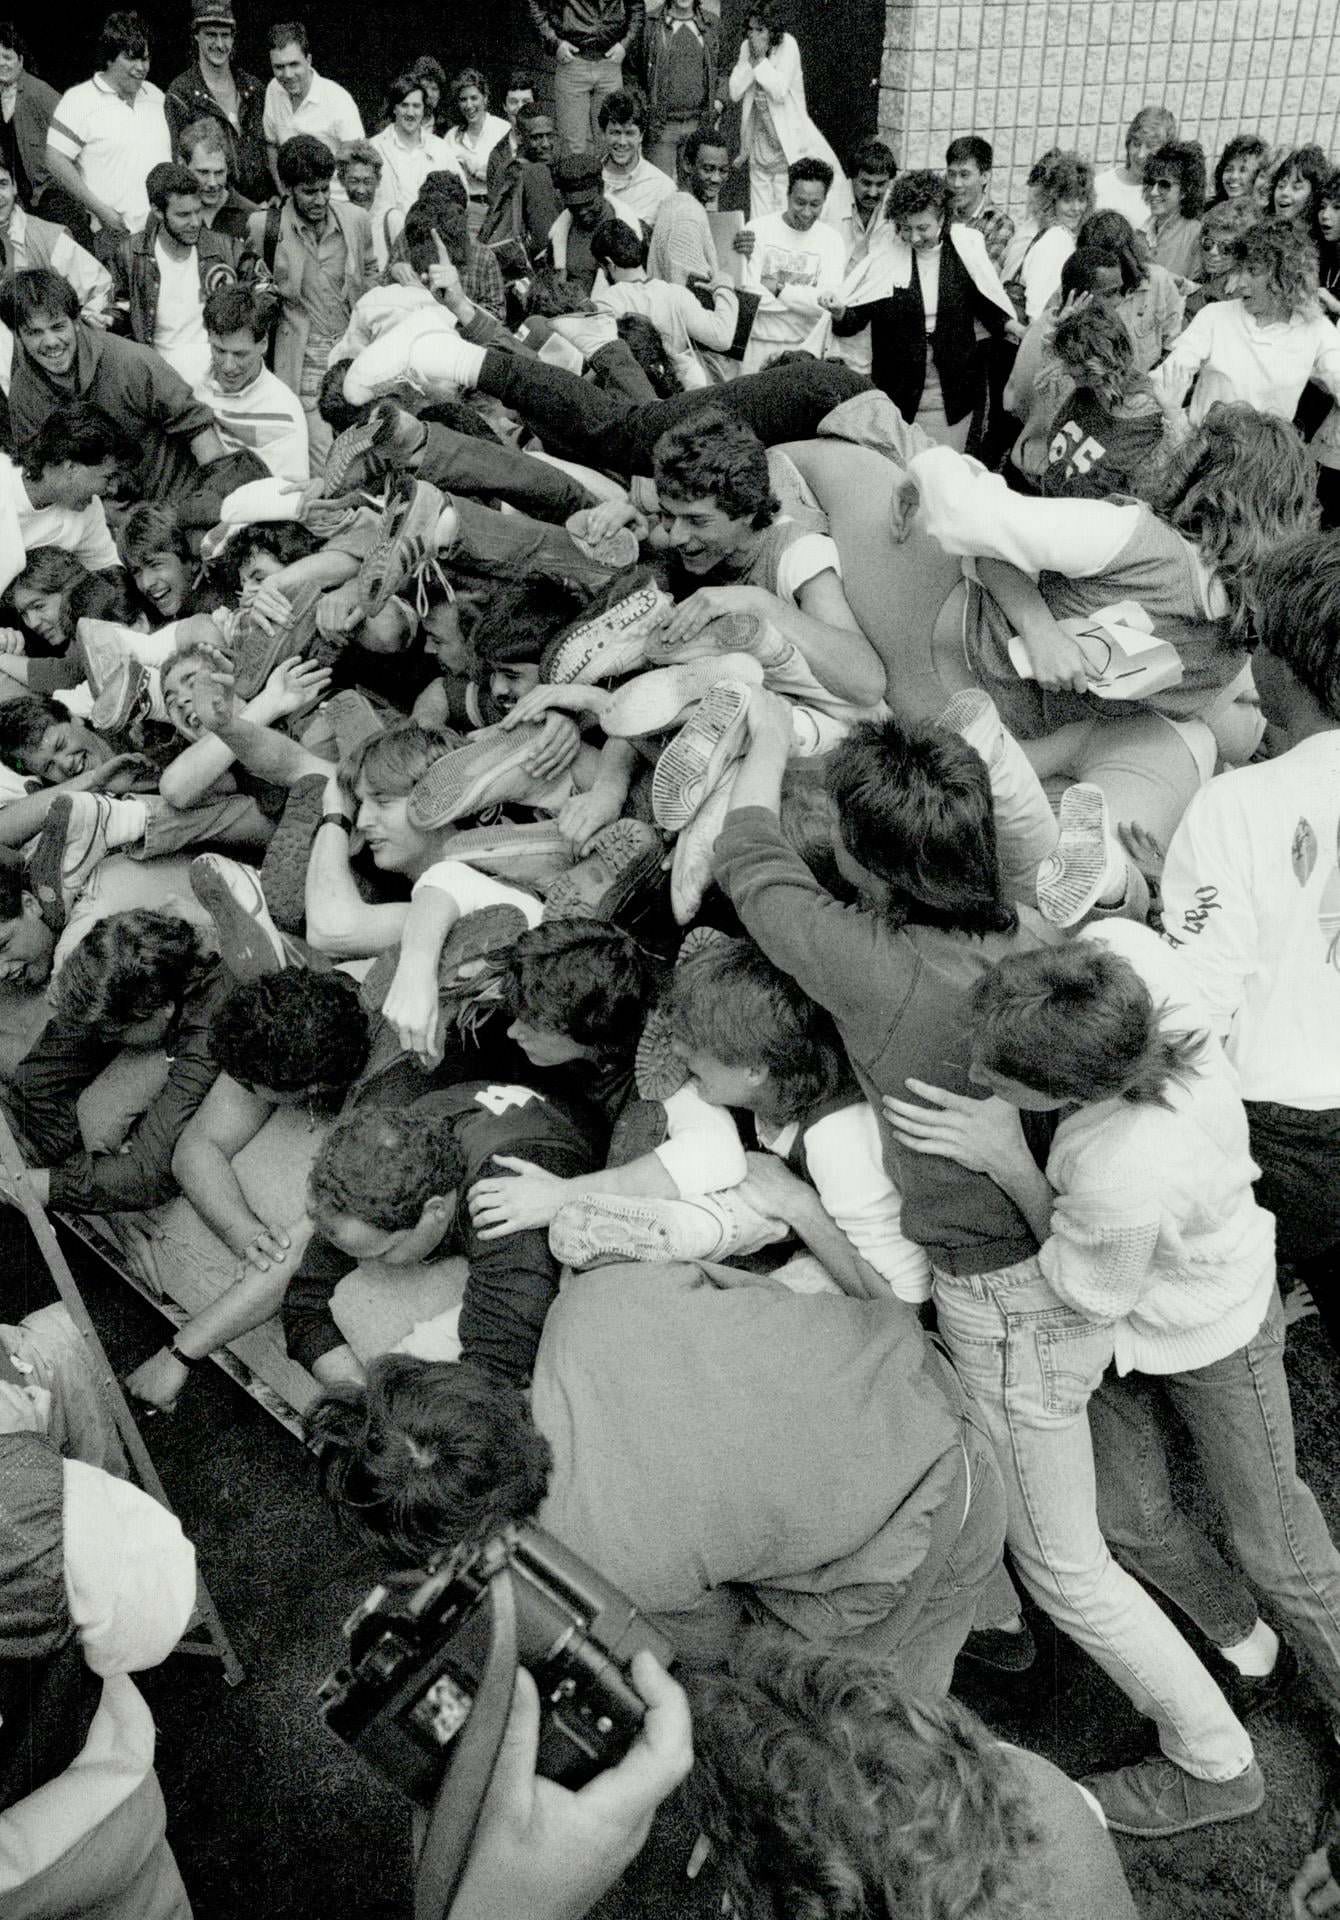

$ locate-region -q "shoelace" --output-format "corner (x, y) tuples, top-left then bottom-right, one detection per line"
(408, 553), (454, 618)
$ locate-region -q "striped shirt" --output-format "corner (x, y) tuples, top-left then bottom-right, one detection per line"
(47, 73), (171, 234)
(194, 364), (310, 484)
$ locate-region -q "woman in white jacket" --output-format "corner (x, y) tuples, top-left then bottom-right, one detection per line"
(886, 924), (1340, 1834)
(727, 5), (848, 225)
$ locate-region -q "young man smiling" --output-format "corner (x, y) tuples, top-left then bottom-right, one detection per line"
(0, 402), (128, 600)
(198, 283), (309, 485)
(735, 156), (845, 373)
(261, 18), (363, 196)
(597, 86), (675, 226)
(110, 159), (237, 388)
(44, 10), (171, 244)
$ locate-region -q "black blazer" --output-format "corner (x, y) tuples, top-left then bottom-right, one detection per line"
(836, 231), (1011, 426)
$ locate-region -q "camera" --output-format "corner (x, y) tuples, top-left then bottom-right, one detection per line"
(318, 1523), (674, 1808)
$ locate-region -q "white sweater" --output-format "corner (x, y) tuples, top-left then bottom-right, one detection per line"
(1153, 298), (1340, 426)
(1039, 922), (1276, 1377)
(1160, 729), (1340, 1109)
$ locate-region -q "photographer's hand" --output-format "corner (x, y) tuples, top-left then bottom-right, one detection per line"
(446, 1650), (692, 1920)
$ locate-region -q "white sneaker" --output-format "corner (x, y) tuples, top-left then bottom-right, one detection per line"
(549, 1186), (788, 1269)
(604, 654), (764, 739)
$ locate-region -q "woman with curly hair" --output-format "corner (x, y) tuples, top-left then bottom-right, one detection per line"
(892, 402), (1314, 921)
(1003, 148), (1095, 320)
(1316, 165), (1340, 311)
(1270, 142), (1330, 226)
(1142, 139), (1207, 278)
(1213, 130), (1271, 202)
(1036, 303), (1177, 502)
(1075, 206), (1184, 369)
(1182, 195), (1259, 319)
(688, 1638), (1139, 1915)
(1153, 215), (1340, 425)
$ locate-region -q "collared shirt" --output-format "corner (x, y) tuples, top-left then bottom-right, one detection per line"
(262, 68), (362, 163)
(368, 124), (463, 266)
(0, 454), (120, 598)
(47, 72), (171, 233)
(602, 153), (677, 226)
(194, 364), (309, 485)
(963, 191), (1015, 275)
(291, 208), (360, 342)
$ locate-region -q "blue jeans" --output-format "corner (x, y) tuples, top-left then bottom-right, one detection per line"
(1092, 1292), (1340, 1730)
(553, 52), (624, 154)
(933, 1257), (1253, 1781)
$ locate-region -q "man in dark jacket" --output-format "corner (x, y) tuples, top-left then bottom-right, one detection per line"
(640, 0), (718, 181)
(528, 0), (646, 156)
(164, 0), (267, 202)
(110, 161), (239, 387)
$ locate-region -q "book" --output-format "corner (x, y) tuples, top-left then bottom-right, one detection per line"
(1007, 604), (1184, 701)
(709, 209), (745, 285)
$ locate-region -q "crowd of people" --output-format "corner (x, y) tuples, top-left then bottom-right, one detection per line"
(1, 1), (1340, 1915)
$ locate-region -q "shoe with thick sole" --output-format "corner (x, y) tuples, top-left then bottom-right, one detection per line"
(567, 524), (642, 572)
(937, 687), (1003, 763)
(541, 819), (666, 923)
(407, 722), (555, 831)
(29, 792), (116, 932)
(323, 399), (400, 497)
(1081, 1758), (1264, 1837)
(438, 902), (532, 991)
(603, 653), (765, 740)
(443, 819), (576, 889)
(633, 1005), (687, 1103)
(549, 1192), (728, 1269)
(651, 679), (753, 832)
(357, 474), (448, 619)
(190, 854), (287, 981)
(1036, 783), (1112, 928)
(540, 571), (671, 686)
(258, 773), (328, 934)
(231, 580), (324, 701)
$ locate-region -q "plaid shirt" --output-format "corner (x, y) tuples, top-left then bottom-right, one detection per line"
(964, 197), (1015, 276)
(461, 240), (507, 325)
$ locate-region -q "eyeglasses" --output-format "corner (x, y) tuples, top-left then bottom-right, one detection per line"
(1147, 178), (1177, 191)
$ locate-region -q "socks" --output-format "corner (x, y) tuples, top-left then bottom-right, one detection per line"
(1219, 1618), (1279, 1677)
(107, 796), (149, 848)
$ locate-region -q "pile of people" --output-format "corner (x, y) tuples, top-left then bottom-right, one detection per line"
(2, 4), (1340, 1916)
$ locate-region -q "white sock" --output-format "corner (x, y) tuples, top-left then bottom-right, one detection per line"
(1219, 1618), (1278, 1677)
(106, 796), (149, 847)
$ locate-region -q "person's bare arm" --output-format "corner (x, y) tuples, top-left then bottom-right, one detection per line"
(975, 556), (1090, 696)
(304, 770), (412, 959)
(191, 670), (328, 788)
(379, 882), (462, 1065)
(171, 1073), (282, 1259)
(649, 570), (884, 707)
(159, 659), (332, 809)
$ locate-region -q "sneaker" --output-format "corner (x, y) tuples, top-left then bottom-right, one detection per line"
(643, 609), (790, 670)
(258, 773), (328, 934)
(1036, 783), (1115, 929)
(442, 819), (576, 890)
(435, 903), (532, 1039)
(603, 654), (765, 740)
(549, 1187), (787, 1270)
(652, 680), (753, 833)
(29, 792), (132, 933)
(540, 571), (672, 686)
(358, 475), (452, 620)
(323, 399), (401, 496)
(541, 819), (665, 923)
(90, 657), (152, 735)
(1080, 1758), (1264, 1837)
(1217, 1640), (1300, 1721)
(232, 579), (324, 701)
(957, 1623), (1039, 1675)
(669, 768), (734, 925)
(189, 854), (287, 981)
(566, 522), (642, 573)
(407, 723), (565, 831)
(322, 690), (387, 763)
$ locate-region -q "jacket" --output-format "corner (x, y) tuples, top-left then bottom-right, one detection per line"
(528, 0), (645, 56)
(641, 5), (717, 127)
(7, 70), (59, 204)
(245, 196), (375, 393)
(836, 225), (1012, 427)
(164, 61), (269, 203)
(110, 213), (240, 351)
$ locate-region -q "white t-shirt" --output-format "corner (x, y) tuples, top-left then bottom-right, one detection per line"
(602, 155), (678, 226)
(1094, 167), (1153, 234)
(47, 74), (172, 233)
(0, 456), (120, 598)
(263, 68), (363, 200)
(152, 240), (211, 389)
(412, 860), (544, 927)
(739, 211), (845, 372)
(774, 529), (842, 604)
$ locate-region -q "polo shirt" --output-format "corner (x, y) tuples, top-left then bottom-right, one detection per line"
(0, 455), (120, 598)
(262, 69), (363, 163)
(194, 364), (310, 485)
(47, 73), (171, 234)
(8, 326), (214, 507)
(601, 154), (677, 226)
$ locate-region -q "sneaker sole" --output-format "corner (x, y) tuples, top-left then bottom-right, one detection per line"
(541, 580), (668, 686)
(443, 819), (574, 882)
(604, 653), (764, 739)
(232, 581), (324, 701)
(541, 820), (665, 922)
(408, 724), (551, 831)
(549, 1194), (718, 1268)
(438, 902), (531, 990)
(567, 526), (641, 572)
(189, 855), (286, 982)
(28, 793), (80, 925)
(651, 680), (753, 831)
(1036, 783), (1110, 927)
(324, 402), (397, 496)
(358, 479), (446, 618)
(643, 610), (777, 667)
(936, 687), (999, 759)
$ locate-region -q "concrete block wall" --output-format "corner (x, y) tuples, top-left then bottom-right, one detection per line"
(878, 0), (1340, 217)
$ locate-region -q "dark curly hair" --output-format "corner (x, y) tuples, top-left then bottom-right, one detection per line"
(887, 167), (948, 225)
(1229, 214), (1320, 319)
(827, 717), (1017, 937)
(652, 411), (779, 530)
(51, 909), (206, 1029)
(308, 1108), (467, 1233)
(1248, 529), (1340, 724)
(210, 970), (371, 1096)
(308, 1355), (552, 1565)
(500, 920), (663, 1062)
(1145, 140), (1207, 219)
(685, 1637), (1043, 1920)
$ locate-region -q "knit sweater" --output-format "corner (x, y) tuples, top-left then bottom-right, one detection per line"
(1040, 922), (1276, 1377)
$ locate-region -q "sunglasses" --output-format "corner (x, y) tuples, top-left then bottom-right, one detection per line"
(1147, 178), (1177, 191)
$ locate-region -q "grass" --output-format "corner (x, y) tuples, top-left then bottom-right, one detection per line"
(12, 1224), (1339, 1919)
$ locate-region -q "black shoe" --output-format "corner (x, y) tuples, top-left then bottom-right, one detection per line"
(958, 1623), (1038, 1674)
(1217, 1637), (1300, 1719)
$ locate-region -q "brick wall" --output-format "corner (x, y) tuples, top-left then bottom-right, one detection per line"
(878, 0), (1340, 217)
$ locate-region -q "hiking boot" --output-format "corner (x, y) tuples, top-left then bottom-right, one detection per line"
(541, 819), (666, 923)
(540, 570), (671, 686)
(1081, 1758), (1264, 1837)
(190, 854), (288, 981)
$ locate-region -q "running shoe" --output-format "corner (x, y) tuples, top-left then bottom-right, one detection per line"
(651, 679), (754, 832)
(357, 475), (452, 620)
(540, 570), (672, 686)
(407, 722), (561, 831)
